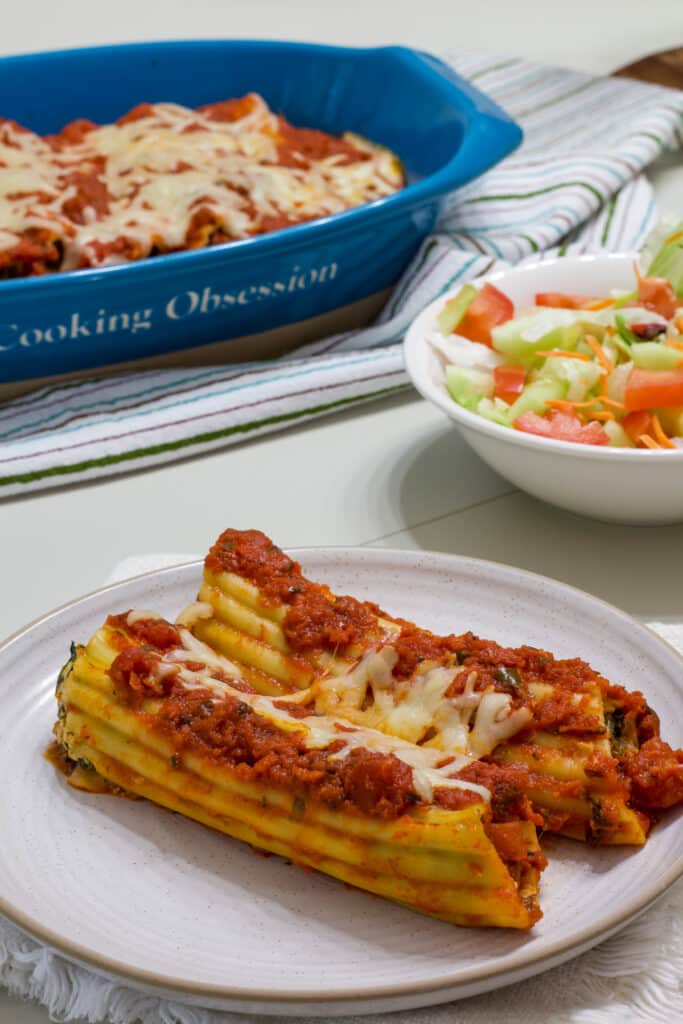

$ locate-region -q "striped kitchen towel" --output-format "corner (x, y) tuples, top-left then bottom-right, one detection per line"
(1, 52), (682, 497)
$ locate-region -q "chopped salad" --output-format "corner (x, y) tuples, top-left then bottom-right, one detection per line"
(431, 224), (683, 449)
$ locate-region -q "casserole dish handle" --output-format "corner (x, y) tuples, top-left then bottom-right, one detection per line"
(407, 48), (523, 186)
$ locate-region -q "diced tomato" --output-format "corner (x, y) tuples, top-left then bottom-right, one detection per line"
(622, 409), (654, 443)
(514, 410), (609, 445)
(493, 365), (526, 404)
(535, 292), (595, 310)
(457, 283), (514, 347)
(636, 274), (677, 320)
(624, 368), (683, 411)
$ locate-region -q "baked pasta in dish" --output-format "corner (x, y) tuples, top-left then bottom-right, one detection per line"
(53, 614), (545, 929)
(0, 94), (403, 276)
(50, 527), (683, 930)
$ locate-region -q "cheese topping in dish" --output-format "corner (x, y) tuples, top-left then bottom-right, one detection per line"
(0, 94), (404, 276)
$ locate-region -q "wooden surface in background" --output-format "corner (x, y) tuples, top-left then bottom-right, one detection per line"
(613, 47), (683, 90)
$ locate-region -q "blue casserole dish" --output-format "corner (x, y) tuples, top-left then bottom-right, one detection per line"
(0, 40), (522, 385)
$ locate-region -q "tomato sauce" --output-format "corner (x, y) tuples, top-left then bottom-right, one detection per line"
(388, 621), (462, 680)
(273, 119), (369, 169)
(60, 160), (111, 223)
(455, 760), (571, 828)
(199, 95), (260, 123)
(146, 684), (418, 819)
(47, 118), (98, 148)
(453, 633), (607, 694)
(116, 102), (156, 126)
(206, 529), (378, 653)
(0, 232), (61, 276)
(623, 738), (683, 810)
(527, 690), (602, 734)
(103, 608), (420, 818)
(108, 646), (176, 698)
(484, 822), (547, 872)
(106, 613), (182, 650)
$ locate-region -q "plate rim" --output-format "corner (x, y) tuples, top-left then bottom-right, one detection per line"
(1, 546), (683, 1009)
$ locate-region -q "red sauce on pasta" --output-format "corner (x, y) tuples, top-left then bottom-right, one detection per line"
(140, 680), (417, 819)
(206, 529), (378, 653)
(107, 613), (182, 650)
(623, 738), (683, 810)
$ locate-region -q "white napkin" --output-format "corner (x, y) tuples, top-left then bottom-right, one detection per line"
(1, 554), (681, 1024)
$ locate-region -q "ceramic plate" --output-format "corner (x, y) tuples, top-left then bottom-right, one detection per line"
(0, 550), (682, 1016)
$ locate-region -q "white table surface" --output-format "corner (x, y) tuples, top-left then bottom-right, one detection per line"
(1, 2), (682, 1021)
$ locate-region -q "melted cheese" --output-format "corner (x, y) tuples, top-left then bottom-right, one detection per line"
(0, 96), (403, 268)
(147, 628), (491, 804)
(316, 648), (532, 760)
(175, 601), (214, 628)
(126, 609), (164, 625)
(164, 629), (246, 683)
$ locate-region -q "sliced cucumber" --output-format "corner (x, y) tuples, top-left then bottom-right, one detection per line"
(476, 396), (510, 425)
(492, 318), (583, 366)
(655, 406), (683, 437)
(445, 365), (494, 410)
(437, 284), (478, 335)
(630, 343), (682, 371)
(539, 355), (602, 402)
(603, 420), (635, 448)
(505, 378), (568, 423)
(646, 221), (683, 297)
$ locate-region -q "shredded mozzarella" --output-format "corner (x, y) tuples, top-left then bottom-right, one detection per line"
(0, 96), (403, 270)
(126, 609), (163, 625)
(156, 630), (493, 804)
(316, 648), (532, 763)
(175, 601), (214, 628)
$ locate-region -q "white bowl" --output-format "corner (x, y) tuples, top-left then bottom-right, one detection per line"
(404, 253), (683, 525)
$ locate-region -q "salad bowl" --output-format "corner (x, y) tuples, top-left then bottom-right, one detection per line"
(404, 252), (683, 525)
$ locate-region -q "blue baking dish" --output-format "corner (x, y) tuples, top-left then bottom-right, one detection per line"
(0, 40), (522, 385)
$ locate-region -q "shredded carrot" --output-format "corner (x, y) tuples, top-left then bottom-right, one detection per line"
(651, 413), (677, 449)
(547, 395), (626, 416)
(582, 297), (614, 311)
(534, 349), (592, 361)
(585, 334), (614, 372)
(590, 410), (615, 421)
(599, 373), (609, 398)
(674, 315), (683, 334)
(666, 338), (683, 351)
(546, 398), (597, 410)
(639, 435), (662, 450)
(665, 230), (683, 245)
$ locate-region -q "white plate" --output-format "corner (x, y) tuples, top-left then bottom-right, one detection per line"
(403, 254), (683, 524)
(0, 549), (682, 1017)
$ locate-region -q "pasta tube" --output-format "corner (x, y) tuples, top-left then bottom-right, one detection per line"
(51, 612), (546, 930)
